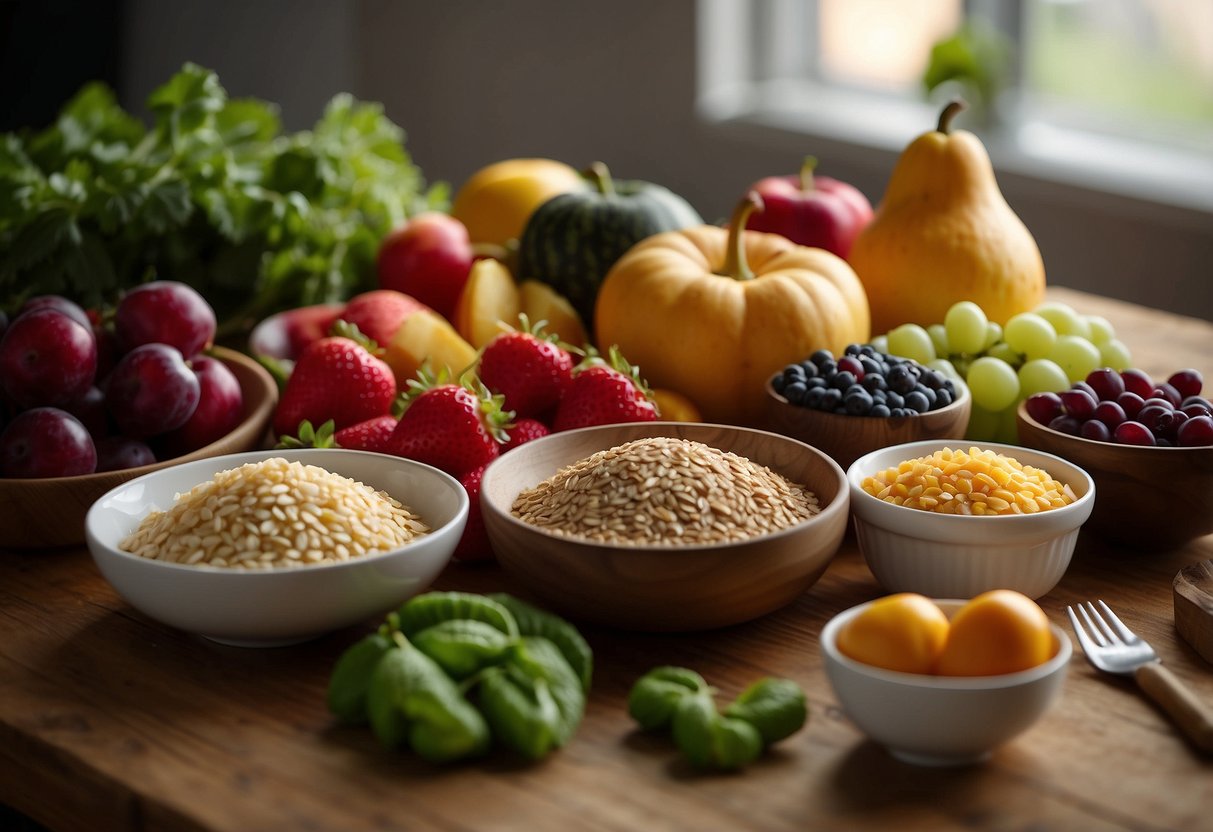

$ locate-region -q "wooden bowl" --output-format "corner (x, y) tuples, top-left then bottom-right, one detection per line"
(1016, 402), (1213, 550)
(480, 422), (850, 632)
(761, 378), (971, 471)
(0, 347), (277, 550)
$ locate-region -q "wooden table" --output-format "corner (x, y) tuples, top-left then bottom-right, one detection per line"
(2, 287), (1211, 832)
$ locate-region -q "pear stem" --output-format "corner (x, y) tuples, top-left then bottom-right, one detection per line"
(937, 99), (968, 134)
(798, 156), (818, 192)
(585, 161), (616, 198)
(721, 192), (762, 282)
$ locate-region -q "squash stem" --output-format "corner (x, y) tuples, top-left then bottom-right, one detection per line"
(586, 161), (616, 198)
(799, 156), (818, 192)
(721, 192), (762, 282)
(937, 99), (967, 134)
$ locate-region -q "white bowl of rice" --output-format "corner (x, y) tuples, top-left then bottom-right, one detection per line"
(85, 449), (468, 647)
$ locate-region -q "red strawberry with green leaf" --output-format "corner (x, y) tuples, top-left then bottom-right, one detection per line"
(385, 372), (511, 478)
(504, 416), (550, 452)
(335, 414), (399, 452)
(272, 323), (396, 437)
(452, 464), (493, 562)
(553, 346), (658, 432)
(478, 316), (574, 419)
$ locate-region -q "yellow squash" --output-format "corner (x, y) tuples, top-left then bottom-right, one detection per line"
(595, 194), (870, 425)
(849, 100), (1045, 333)
(451, 158), (586, 249)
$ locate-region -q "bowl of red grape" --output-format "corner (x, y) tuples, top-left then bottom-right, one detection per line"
(764, 345), (971, 470)
(1016, 367), (1213, 550)
(0, 282), (278, 549)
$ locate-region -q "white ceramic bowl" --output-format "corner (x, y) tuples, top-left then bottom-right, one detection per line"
(846, 440), (1095, 599)
(85, 449), (467, 647)
(821, 598), (1072, 766)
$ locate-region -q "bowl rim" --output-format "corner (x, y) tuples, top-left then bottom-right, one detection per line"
(85, 448), (468, 577)
(765, 370), (971, 420)
(821, 597), (1073, 689)
(1015, 399), (1212, 453)
(846, 438), (1096, 525)
(0, 346), (277, 486)
(482, 420), (850, 553)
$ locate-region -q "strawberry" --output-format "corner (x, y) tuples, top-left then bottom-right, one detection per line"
(281, 303), (344, 357)
(385, 374), (510, 478)
(339, 290), (430, 350)
(452, 464), (493, 562)
(552, 347), (658, 432)
(477, 317), (574, 418)
(335, 414), (399, 452)
(272, 327), (397, 437)
(504, 416), (550, 452)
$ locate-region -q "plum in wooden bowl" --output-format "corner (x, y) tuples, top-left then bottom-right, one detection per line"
(0, 347), (277, 549)
(480, 422), (850, 632)
(762, 348), (971, 471)
(1015, 391), (1213, 551)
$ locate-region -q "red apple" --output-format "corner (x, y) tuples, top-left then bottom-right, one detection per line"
(340, 290), (432, 351)
(744, 157), (873, 260)
(376, 212), (474, 321)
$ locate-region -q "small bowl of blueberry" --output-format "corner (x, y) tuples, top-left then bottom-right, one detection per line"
(1016, 366), (1213, 550)
(763, 345), (972, 471)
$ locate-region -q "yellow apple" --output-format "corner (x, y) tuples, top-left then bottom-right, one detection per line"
(383, 309), (478, 386)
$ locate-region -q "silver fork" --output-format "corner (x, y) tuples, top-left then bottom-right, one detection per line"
(1068, 600), (1213, 754)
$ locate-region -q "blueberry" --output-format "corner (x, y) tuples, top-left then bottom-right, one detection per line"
(904, 391), (930, 413)
(818, 359), (837, 376)
(936, 388), (953, 407)
(889, 407), (909, 417)
(810, 349), (834, 367)
(860, 357), (883, 376)
(915, 384), (937, 407)
(807, 376), (828, 389)
(859, 345), (878, 357)
(845, 390), (873, 416)
(862, 374), (887, 393)
(834, 406), (849, 415)
(799, 361), (819, 379)
(871, 389), (887, 404)
(784, 381), (808, 404)
(920, 370), (944, 390)
(844, 343), (863, 356)
(805, 387), (826, 409)
(888, 365), (916, 395)
(822, 388), (843, 410)
(833, 370), (857, 391)
(870, 404), (891, 418)
(885, 391), (905, 410)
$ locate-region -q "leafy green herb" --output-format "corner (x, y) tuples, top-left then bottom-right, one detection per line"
(0, 62), (444, 331)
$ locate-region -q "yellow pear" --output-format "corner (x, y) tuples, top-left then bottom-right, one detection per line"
(518, 280), (589, 347)
(383, 309), (478, 387)
(849, 100), (1045, 333)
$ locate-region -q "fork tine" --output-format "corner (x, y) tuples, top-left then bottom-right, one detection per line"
(1079, 602), (1116, 646)
(1095, 600), (1140, 644)
(1066, 605), (1101, 656)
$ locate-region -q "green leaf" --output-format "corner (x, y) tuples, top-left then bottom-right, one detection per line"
(1, 208), (81, 273)
(147, 63), (227, 141)
(141, 178), (194, 233)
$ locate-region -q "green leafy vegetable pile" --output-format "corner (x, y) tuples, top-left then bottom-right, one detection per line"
(628, 666), (807, 770)
(327, 591), (592, 763)
(0, 62), (442, 332)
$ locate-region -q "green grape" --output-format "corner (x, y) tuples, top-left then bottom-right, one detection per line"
(966, 356), (1020, 412)
(886, 323), (935, 365)
(927, 324), (949, 357)
(944, 301), (988, 355)
(1018, 358), (1070, 397)
(1034, 301), (1092, 340)
(983, 322), (1003, 351)
(1003, 312), (1057, 361)
(985, 341), (1021, 367)
(1099, 338), (1132, 371)
(927, 358), (964, 385)
(869, 334), (889, 354)
(965, 403), (1001, 442)
(1049, 335), (1102, 383)
(1086, 315), (1115, 345)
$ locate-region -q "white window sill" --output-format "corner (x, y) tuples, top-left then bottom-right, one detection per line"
(698, 79), (1213, 220)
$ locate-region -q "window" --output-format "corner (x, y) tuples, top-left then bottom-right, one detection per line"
(698, 0), (1213, 212)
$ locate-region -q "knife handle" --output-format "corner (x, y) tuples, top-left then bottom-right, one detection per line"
(1134, 662), (1213, 754)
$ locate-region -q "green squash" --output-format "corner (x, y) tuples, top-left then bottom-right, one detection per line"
(517, 162), (701, 329)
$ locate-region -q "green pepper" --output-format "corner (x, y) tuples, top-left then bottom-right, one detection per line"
(477, 665), (564, 760)
(488, 593), (594, 691)
(412, 619), (513, 679)
(723, 677), (808, 747)
(627, 666), (708, 731)
(326, 630), (394, 725)
(396, 592), (519, 640)
(671, 692), (762, 771)
(366, 634), (490, 762)
(508, 636), (586, 744)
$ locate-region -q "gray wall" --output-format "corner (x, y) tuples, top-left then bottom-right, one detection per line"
(121, 0), (1212, 321)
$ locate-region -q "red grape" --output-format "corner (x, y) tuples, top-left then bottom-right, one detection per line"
(105, 344), (201, 438)
(1080, 420), (1111, 442)
(1136, 404), (1176, 436)
(1048, 415), (1082, 436)
(0, 407), (97, 477)
(1114, 421), (1156, 446)
(1167, 369), (1203, 399)
(0, 309), (98, 408)
(1121, 369), (1154, 399)
(95, 436), (157, 472)
(1060, 389), (1097, 420)
(65, 386), (109, 439)
(1177, 415), (1213, 447)
(1181, 402), (1212, 419)
(1085, 368), (1125, 401)
(1091, 400), (1126, 430)
(114, 281), (217, 357)
(836, 356), (865, 381)
(1152, 383), (1183, 408)
(1025, 392), (1062, 424)
(18, 295), (92, 331)
(1116, 391), (1146, 419)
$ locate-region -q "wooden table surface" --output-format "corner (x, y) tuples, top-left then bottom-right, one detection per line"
(2, 287), (1211, 832)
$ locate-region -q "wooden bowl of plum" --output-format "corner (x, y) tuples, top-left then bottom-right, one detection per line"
(0, 285), (278, 549)
(763, 346), (972, 471)
(1015, 367), (1213, 551)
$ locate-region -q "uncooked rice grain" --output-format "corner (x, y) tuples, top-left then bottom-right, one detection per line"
(511, 437), (820, 545)
(120, 458), (429, 569)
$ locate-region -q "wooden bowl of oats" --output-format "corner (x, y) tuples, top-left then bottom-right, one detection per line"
(480, 422), (850, 631)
